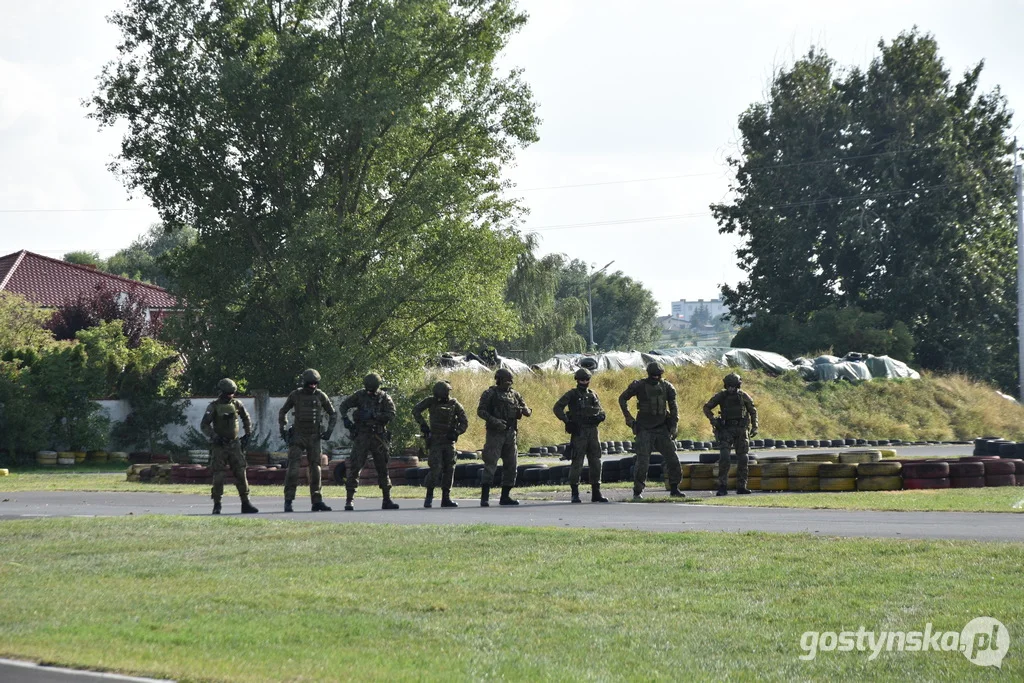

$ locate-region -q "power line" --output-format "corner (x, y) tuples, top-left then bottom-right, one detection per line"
(518, 171), (720, 192)
(0, 207), (148, 214)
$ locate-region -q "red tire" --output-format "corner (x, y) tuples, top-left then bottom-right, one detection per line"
(962, 456), (999, 462)
(983, 460), (1016, 475)
(903, 477), (950, 489)
(985, 474), (1016, 487)
(950, 477), (987, 488)
(901, 462), (949, 479)
(948, 461), (985, 478)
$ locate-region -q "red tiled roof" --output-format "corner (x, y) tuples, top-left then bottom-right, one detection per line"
(0, 250), (178, 309)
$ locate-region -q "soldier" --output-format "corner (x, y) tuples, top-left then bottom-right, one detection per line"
(278, 368), (337, 513)
(339, 373), (399, 511)
(200, 378), (259, 515)
(703, 372), (757, 496)
(618, 361), (685, 500)
(553, 368), (609, 503)
(477, 367), (532, 507)
(412, 380), (469, 509)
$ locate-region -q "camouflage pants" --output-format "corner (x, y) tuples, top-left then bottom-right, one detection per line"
(633, 424), (682, 492)
(426, 439), (457, 491)
(210, 440), (249, 501)
(285, 430), (324, 504)
(346, 431), (391, 496)
(717, 425), (749, 488)
(481, 428), (518, 488)
(568, 425), (602, 486)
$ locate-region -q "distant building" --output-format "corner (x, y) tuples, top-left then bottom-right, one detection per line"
(670, 298), (729, 321)
(0, 250), (177, 322)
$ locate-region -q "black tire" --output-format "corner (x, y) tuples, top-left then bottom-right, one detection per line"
(899, 461), (949, 479)
(698, 452), (720, 464)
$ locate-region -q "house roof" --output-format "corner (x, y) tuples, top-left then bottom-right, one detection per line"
(0, 250), (178, 309)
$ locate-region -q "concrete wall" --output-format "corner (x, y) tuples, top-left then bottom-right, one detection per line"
(95, 394), (350, 453)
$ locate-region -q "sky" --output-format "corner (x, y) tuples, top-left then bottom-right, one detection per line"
(1, 0), (1023, 315)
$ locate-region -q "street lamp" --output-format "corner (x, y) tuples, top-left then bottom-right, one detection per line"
(587, 260), (615, 351)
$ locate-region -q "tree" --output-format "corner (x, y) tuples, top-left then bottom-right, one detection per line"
(0, 292), (56, 354)
(712, 31), (1017, 387)
(63, 251), (105, 269)
(91, 0), (538, 393)
(689, 304), (711, 329)
(556, 260), (660, 351)
(105, 223), (197, 289)
(46, 283), (163, 348)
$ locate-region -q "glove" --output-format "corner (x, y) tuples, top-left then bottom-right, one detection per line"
(279, 428), (287, 442)
(446, 429), (458, 443)
(624, 415), (635, 429)
(520, 406), (532, 417)
(487, 417), (507, 430)
(342, 415), (354, 430)
(595, 411), (606, 424)
(667, 421), (678, 438)
(320, 431), (332, 441)
(419, 422), (431, 439)
(749, 425), (758, 438)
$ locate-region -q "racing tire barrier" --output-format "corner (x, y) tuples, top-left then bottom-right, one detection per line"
(856, 475), (902, 491)
(949, 476), (986, 488)
(788, 462), (822, 478)
(903, 477), (950, 490)
(839, 450), (882, 464)
(985, 474), (1017, 487)
(818, 463), (857, 478)
(857, 461), (902, 476)
(759, 477), (788, 491)
(788, 476), (820, 491)
(900, 461), (949, 479)
(819, 477), (856, 492)
(796, 453), (839, 463)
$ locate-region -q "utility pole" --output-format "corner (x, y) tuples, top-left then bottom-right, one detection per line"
(587, 260), (615, 352)
(1016, 153), (1024, 399)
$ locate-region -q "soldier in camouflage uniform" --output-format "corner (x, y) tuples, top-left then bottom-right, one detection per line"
(703, 372), (757, 496)
(412, 380), (469, 509)
(553, 368), (609, 503)
(278, 368), (337, 512)
(200, 378), (259, 515)
(477, 367), (532, 507)
(618, 361), (685, 500)
(340, 373), (399, 511)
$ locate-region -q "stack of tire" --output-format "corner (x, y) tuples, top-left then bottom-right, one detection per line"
(964, 456), (1018, 487)
(520, 463), (550, 486)
(680, 463), (692, 490)
(818, 462), (857, 492)
(759, 455), (795, 491)
(690, 463), (716, 490)
(855, 460), (902, 490)
(900, 460), (948, 489)
(36, 451), (58, 467)
(948, 458), (986, 488)
(600, 458), (627, 484)
(787, 461), (821, 491)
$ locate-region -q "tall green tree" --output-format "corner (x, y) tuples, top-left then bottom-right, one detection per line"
(106, 223), (198, 290)
(712, 31), (1017, 387)
(91, 0), (538, 392)
(556, 260), (660, 351)
(63, 251), (105, 268)
(0, 292), (56, 354)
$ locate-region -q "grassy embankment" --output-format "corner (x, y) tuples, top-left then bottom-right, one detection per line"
(0, 517), (1019, 681)
(442, 366), (1024, 451)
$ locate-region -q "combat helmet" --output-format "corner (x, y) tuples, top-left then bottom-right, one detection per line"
(363, 373), (382, 391)
(574, 368), (592, 382)
(217, 378), (237, 394)
(724, 372), (742, 388)
(433, 380), (451, 400)
(494, 367), (514, 383)
(301, 369), (321, 385)
(646, 361), (665, 377)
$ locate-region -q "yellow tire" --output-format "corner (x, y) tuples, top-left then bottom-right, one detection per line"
(789, 476), (820, 491)
(788, 462), (822, 477)
(0, 468), (8, 476)
(818, 463), (857, 478)
(880, 449), (897, 459)
(691, 464), (715, 478)
(797, 452), (839, 463)
(857, 475), (902, 491)
(679, 478), (692, 490)
(747, 477), (762, 490)
(761, 463), (790, 478)
(840, 450), (882, 463)
(681, 464), (695, 477)
(748, 464), (763, 478)
(819, 476), (856, 491)
(690, 477), (717, 490)
(760, 476), (789, 491)
(857, 461), (902, 476)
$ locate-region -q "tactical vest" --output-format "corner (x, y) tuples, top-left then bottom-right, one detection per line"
(354, 390), (387, 428)
(567, 389), (603, 425)
(292, 390), (323, 430)
(719, 391), (749, 422)
(428, 399), (458, 434)
(212, 401), (239, 439)
(487, 388), (521, 422)
(636, 380), (669, 419)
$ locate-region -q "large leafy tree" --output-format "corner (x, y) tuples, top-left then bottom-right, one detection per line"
(556, 259), (661, 351)
(106, 224), (198, 290)
(91, 0), (538, 392)
(712, 31), (1017, 387)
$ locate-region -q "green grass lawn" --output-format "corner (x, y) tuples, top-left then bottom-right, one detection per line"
(688, 487), (1024, 513)
(0, 517), (1019, 681)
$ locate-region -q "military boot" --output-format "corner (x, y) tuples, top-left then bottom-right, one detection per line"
(212, 500), (221, 515)
(570, 484), (582, 504)
(499, 486), (519, 506)
(344, 495), (354, 511)
(381, 487), (400, 510)
(591, 484), (609, 503)
(632, 486), (644, 501)
(716, 485), (728, 497)
(737, 486), (752, 495)
(240, 498), (259, 514)
(284, 499), (293, 513)
(312, 501), (332, 512)
(670, 484), (687, 498)
(424, 487), (434, 509)
(480, 485), (490, 507)
(440, 489), (458, 508)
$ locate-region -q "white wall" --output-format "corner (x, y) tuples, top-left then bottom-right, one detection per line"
(95, 395), (350, 453)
